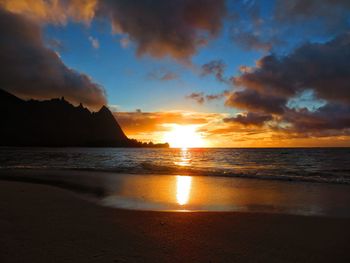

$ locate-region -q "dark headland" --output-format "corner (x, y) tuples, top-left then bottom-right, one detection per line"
(0, 89), (168, 147)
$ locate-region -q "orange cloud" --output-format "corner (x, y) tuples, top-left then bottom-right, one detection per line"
(112, 110), (227, 145)
(112, 109), (350, 147)
(114, 110), (222, 133)
(0, 0), (98, 24)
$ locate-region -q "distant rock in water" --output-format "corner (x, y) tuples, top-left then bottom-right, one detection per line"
(0, 89), (168, 148)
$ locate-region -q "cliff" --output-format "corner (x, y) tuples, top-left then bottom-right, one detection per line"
(0, 89), (168, 148)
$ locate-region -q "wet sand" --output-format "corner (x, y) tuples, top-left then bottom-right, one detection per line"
(1, 180), (350, 262)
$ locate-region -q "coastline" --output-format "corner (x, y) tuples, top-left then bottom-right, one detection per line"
(1, 179), (350, 262)
(1, 168), (350, 217)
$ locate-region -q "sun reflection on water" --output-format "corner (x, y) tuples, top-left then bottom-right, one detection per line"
(176, 176), (192, 205)
(174, 148), (192, 167)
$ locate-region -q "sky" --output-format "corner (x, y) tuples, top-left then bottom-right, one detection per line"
(0, 0), (350, 147)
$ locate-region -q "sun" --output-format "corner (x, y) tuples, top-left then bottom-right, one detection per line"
(163, 125), (205, 149)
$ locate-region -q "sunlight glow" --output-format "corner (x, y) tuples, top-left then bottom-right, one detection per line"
(176, 176), (192, 205)
(163, 124), (205, 149)
(174, 148), (192, 166)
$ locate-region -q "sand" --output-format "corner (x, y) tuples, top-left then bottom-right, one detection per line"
(1, 180), (350, 263)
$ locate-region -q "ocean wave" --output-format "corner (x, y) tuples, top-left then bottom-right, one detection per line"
(1, 147), (350, 185)
(1, 164), (349, 185)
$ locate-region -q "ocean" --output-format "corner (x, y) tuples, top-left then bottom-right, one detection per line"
(1, 147), (350, 184)
(1, 147), (350, 216)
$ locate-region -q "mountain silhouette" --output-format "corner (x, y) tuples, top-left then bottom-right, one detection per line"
(0, 89), (168, 147)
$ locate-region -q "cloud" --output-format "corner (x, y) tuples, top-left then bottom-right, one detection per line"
(2, 0), (349, 145)
(0, 8), (106, 109)
(0, 0), (226, 60)
(232, 34), (350, 105)
(88, 36), (99, 49)
(224, 112), (273, 127)
(225, 90), (286, 114)
(100, 0), (226, 60)
(0, 0), (98, 24)
(3, 0), (348, 61)
(112, 108), (350, 147)
(283, 104), (350, 133)
(186, 92), (205, 104)
(201, 60), (227, 82)
(186, 90), (229, 105)
(112, 109), (240, 146)
(113, 110), (223, 134)
(206, 92), (227, 101)
(224, 33), (350, 138)
(147, 69), (178, 81)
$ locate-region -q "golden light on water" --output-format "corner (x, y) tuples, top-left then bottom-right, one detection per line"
(103, 172), (341, 216)
(163, 124), (205, 149)
(174, 148), (191, 166)
(176, 176), (192, 205)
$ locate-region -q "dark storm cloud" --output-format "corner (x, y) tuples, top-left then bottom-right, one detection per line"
(201, 60), (227, 82)
(225, 33), (350, 135)
(225, 90), (286, 114)
(0, 8), (106, 109)
(100, 0), (226, 60)
(232, 34), (350, 105)
(224, 112), (273, 127)
(283, 104), (350, 132)
(216, 103), (350, 139)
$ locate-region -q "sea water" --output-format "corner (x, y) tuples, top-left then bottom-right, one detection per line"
(1, 147), (350, 216)
(1, 147), (350, 184)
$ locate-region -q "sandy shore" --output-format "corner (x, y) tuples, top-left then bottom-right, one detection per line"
(1, 180), (350, 263)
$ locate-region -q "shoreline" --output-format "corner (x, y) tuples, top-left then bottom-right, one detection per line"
(1, 180), (350, 262)
(1, 168), (350, 217)
(1, 166), (349, 185)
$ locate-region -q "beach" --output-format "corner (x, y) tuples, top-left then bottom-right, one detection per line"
(1, 0), (350, 261)
(1, 179), (350, 263)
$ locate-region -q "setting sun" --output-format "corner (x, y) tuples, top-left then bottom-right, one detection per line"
(163, 125), (205, 148)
